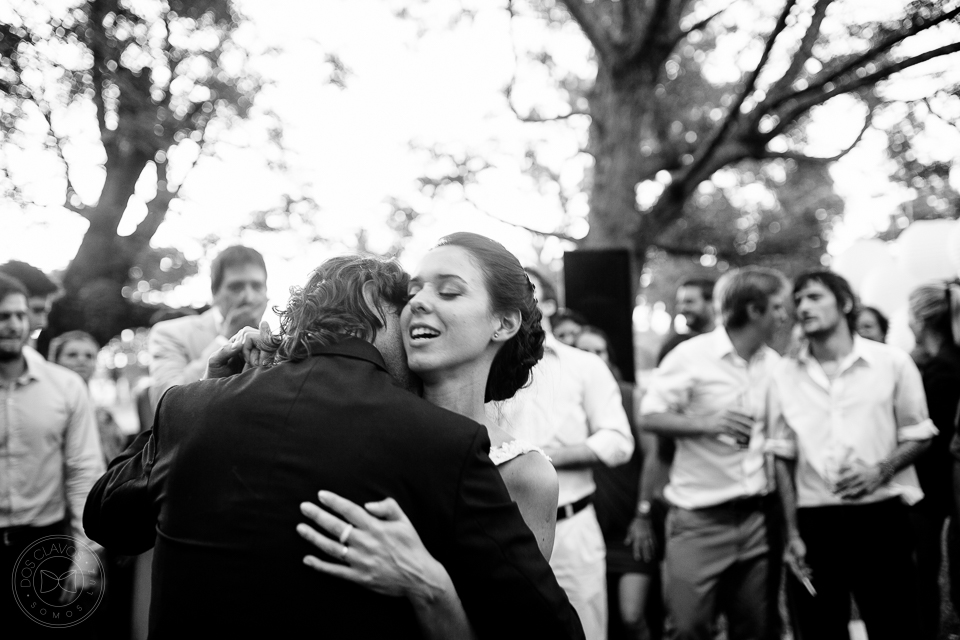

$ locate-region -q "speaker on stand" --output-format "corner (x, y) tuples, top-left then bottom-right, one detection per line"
(562, 249), (635, 383)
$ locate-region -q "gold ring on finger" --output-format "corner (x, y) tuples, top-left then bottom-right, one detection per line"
(339, 524), (354, 545)
(339, 544), (349, 561)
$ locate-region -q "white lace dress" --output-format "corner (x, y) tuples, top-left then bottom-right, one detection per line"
(488, 439), (550, 466)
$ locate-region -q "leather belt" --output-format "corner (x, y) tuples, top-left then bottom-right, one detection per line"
(696, 493), (770, 513)
(1, 520), (67, 547)
(557, 494), (593, 521)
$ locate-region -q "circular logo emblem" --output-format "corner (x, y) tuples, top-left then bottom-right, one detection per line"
(11, 535), (105, 628)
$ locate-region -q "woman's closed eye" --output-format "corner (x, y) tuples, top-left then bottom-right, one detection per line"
(437, 288), (462, 299)
(407, 282), (463, 301)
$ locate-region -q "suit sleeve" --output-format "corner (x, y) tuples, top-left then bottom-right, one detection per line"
(148, 320), (223, 410)
(83, 400), (164, 555)
(448, 428), (585, 640)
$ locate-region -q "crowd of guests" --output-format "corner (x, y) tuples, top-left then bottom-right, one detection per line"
(1, 244), (959, 639)
(557, 272), (960, 640)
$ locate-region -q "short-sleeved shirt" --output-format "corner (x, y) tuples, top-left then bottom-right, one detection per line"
(640, 327), (779, 509)
(767, 337), (935, 507)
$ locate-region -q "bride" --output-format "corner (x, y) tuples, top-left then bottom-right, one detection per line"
(292, 233), (560, 634)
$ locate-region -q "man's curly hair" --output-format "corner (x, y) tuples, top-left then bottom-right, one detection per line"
(258, 255), (409, 364)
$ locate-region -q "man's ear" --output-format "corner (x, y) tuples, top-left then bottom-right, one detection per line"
(746, 301), (763, 322)
(841, 297), (854, 315)
(493, 309), (522, 343)
(361, 281), (386, 329)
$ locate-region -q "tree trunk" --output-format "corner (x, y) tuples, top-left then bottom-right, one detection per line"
(584, 64), (665, 293)
(46, 141), (156, 348)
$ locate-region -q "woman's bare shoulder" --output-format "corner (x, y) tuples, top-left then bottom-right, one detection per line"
(497, 450), (559, 511)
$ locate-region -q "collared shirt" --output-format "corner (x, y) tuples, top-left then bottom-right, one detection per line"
(0, 348), (104, 543)
(489, 334), (634, 506)
(767, 336), (935, 507)
(640, 327), (779, 509)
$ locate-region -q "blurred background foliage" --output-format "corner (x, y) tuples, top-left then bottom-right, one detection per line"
(1, 0), (958, 347)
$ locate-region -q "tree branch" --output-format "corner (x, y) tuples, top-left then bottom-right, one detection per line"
(625, 0), (674, 62)
(560, 0), (616, 63)
(460, 189), (577, 242)
(769, 4), (960, 112)
(504, 0), (589, 123)
(478, 208), (579, 242)
(923, 96), (960, 134)
(620, 0), (644, 43)
(673, 2), (733, 47)
(684, 0), (798, 184)
(772, 41), (960, 135)
(87, 0), (110, 135)
(20, 85), (87, 215)
(764, 0), (833, 106)
(506, 101), (589, 122)
(765, 105), (872, 164)
(131, 161), (178, 244)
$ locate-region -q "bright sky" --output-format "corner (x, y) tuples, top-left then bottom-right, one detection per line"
(4, 0), (960, 319)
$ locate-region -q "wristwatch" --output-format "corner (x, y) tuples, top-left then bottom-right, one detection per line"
(635, 500), (652, 518)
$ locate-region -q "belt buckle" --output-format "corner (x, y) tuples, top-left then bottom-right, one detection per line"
(563, 503), (575, 519)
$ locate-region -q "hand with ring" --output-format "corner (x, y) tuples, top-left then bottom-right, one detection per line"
(297, 490), (452, 600)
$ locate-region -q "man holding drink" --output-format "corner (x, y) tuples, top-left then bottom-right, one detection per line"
(768, 271), (931, 640)
(640, 267), (789, 640)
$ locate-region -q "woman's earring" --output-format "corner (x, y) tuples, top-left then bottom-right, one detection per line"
(494, 332), (499, 339)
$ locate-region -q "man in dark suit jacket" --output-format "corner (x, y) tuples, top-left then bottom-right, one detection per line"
(84, 255), (583, 640)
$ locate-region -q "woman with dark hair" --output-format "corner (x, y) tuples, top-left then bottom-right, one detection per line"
(294, 233), (560, 625)
(395, 232), (558, 557)
(907, 281), (960, 640)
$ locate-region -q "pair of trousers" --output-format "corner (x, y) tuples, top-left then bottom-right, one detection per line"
(910, 503), (947, 640)
(788, 499), (919, 640)
(949, 518), (960, 617)
(663, 498), (773, 640)
(0, 520), (87, 638)
(551, 504), (608, 640)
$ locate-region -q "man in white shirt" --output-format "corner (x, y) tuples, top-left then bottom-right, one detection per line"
(0, 274), (105, 633)
(769, 270), (932, 640)
(491, 268), (634, 640)
(148, 245), (268, 410)
(640, 267), (788, 640)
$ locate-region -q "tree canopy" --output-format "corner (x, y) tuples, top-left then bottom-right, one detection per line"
(3, 0), (959, 345)
(0, 0), (297, 345)
(394, 0), (960, 288)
